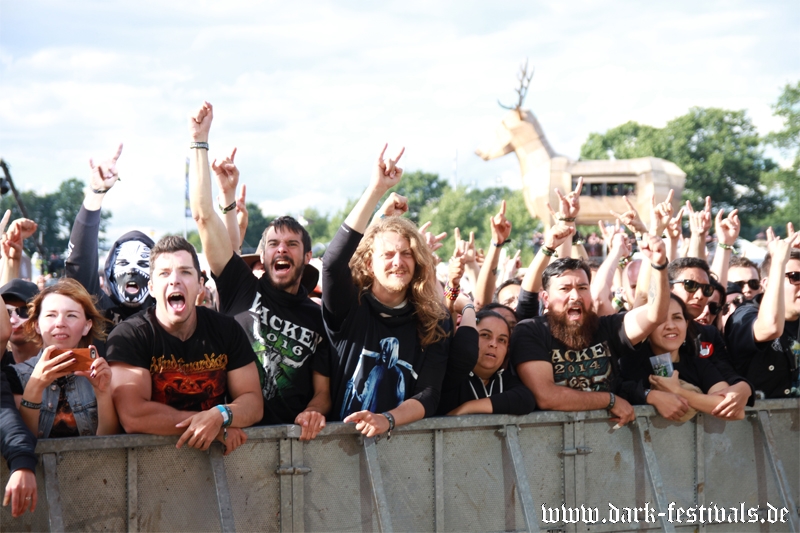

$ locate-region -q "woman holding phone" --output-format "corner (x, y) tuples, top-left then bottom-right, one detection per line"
(10, 278), (118, 438)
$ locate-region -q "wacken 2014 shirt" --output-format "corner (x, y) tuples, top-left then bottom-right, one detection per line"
(509, 313), (632, 393)
(213, 254), (330, 425)
(106, 307), (256, 412)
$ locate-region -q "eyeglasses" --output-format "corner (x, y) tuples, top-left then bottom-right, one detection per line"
(670, 279), (715, 297)
(706, 302), (721, 315)
(6, 306), (29, 319)
(731, 279), (761, 291)
(786, 272), (800, 285)
(721, 295), (745, 316)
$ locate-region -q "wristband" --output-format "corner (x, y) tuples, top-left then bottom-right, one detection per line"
(541, 246), (557, 257)
(219, 200), (237, 215)
(555, 215), (576, 222)
(91, 187), (109, 194)
(461, 303), (475, 314)
(606, 392), (616, 411)
(20, 399), (42, 410)
(190, 141), (209, 150)
(650, 260), (668, 271)
(492, 239), (511, 247)
(717, 242), (734, 250)
(644, 389), (652, 401)
(382, 411), (395, 440)
(444, 284), (460, 301)
(215, 404), (233, 428)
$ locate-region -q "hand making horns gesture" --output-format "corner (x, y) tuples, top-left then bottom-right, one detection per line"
(371, 143), (405, 194)
(547, 176), (583, 222)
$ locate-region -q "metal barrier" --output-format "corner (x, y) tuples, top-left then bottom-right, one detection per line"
(2, 399), (798, 532)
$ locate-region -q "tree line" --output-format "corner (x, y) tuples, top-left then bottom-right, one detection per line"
(4, 81), (798, 273)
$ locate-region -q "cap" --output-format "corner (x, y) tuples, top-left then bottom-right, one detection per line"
(0, 279), (39, 303)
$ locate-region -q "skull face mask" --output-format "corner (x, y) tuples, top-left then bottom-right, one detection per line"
(109, 240), (151, 307)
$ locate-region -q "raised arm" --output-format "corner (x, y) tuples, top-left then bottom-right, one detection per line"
(664, 206), (684, 263)
(592, 226), (630, 316)
(521, 221), (574, 294)
(370, 192), (409, 227)
(65, 144), (123, 294)
(1, 218), (37, 285)
(752, 225), (800, 342)
(685, 197), (712, 261)
(188, 101), (235, 276)
(550, 178), (582, 258)
(235, 185), (249, 250)
(474, 200), (512, 309)
(344, 144), (405, 233)
(710, 208), (740, 288)
(211, 147), (243, 256)
(623, 234), (670, 344)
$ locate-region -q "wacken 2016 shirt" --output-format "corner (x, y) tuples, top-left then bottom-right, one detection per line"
(213, 254), (330, 425)
(509, 313), (632, 393)
(106, 307), (256, 412)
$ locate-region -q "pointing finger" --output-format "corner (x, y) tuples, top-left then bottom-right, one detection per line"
(112, 143), (124, 162)
(378, 143), (388, 162)
(574, 176), (583, 196)
(684, 200), (694, 214)
(419, 221), (432, 234)
(393, 146), (405, 164)
(239, 184), (247, 203)
(704, 196), (711, 213)
(623, 196), (636, 211)
(230, 147), (237, 162)
(454, 227), (461, 242)
(498, 199), (506, 216)
(468, 231), (475, 246)
(665, 189), (674, 204)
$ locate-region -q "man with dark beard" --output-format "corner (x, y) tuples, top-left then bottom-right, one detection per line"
(510, 233), (670, 427)
(188, 102), (330, 440)
(65, 144), (155, 355)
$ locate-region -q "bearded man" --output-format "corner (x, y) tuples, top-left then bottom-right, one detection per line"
(510, 234), (670, 427)
(188, 102), (330, 440)
(66, 144), (155, 354)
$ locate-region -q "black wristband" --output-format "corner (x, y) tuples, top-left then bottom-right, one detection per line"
(91, 187), (108, 194)
(219, 200), (237, 214)
(651, 260), (668, 271)
(382, 411), (395, 440)
(190, 141), (209, 150)
(606, 392), (616, 411)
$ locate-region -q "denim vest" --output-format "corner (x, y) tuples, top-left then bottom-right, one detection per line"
(12, 352), (99, 438)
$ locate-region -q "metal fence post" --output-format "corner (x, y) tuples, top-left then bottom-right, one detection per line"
(756, 410), (799, 533)
(500, 425), (540, 533)
(41, 453), (64, 533)
(208, 444), (236, 533)
(363, 437), (393, 532)
(633, 416), (676, 533)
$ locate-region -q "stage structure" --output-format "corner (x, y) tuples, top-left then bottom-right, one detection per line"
(476, 62), (686, 229)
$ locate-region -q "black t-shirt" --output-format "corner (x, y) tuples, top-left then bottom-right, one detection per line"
(509, 313), (632, 394)
(212, 254), (330, 425)
(105, 307), (256, 412)
(725, 303), (800, 399)
(322, 224), (452, 420)
(437, 369), (536, 416)
(515, 288), (540, 321)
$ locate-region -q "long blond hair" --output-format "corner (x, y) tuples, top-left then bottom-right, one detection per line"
(349, 217), (448, 347)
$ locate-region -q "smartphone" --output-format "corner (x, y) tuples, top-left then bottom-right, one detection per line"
(52, 347), (98, 372)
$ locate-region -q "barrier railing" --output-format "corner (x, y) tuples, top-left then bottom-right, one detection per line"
(2, 399), (798, 532)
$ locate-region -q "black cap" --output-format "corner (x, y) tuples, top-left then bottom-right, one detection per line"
(0, 279), (39, 303)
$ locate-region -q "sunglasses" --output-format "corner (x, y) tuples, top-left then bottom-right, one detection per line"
(6, 306), (29, 319)
(721, 295), (745, 316)
(706, 302), (721, 315)
(670, 279), (715, 297)
(731, 279), (761, 291)
(786, 272), (800, 285)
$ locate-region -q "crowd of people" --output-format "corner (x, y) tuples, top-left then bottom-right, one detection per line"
(2, 101), (799, 517)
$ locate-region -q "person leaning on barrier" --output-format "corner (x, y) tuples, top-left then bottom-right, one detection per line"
(438, 309), (535, 416)
(323, 144), (458, 438)
(725, 226), (800, 399)
(667, 257), (754, 419)
(510, 233), (671, 428)
(10, 278), (118, 438)
(618, 294), (750, 421)
(187, 101), (331, 441)
(107, 236), (262, 455)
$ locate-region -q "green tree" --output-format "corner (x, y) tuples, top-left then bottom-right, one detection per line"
(761, 81), (800, 233)
(240, 202), (272, 253)
(579, 107), (776, 237)
(0, 177), (112, 270)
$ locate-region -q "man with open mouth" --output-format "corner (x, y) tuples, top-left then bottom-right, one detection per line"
(65, 143), (155, 356)
(187, 102), (331, 441)
(510, 232), (671, 430)
(106, 236), (262, 455)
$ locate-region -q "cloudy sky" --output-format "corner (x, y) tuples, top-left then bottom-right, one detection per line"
(2, 0), (798, 243)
